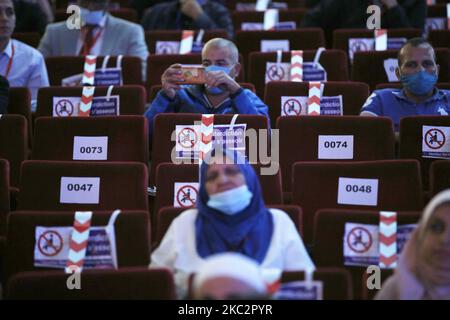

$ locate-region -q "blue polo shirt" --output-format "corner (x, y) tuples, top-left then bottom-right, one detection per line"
(360, 88), (450, 131)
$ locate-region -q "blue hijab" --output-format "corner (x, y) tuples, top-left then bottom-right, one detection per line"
(195, 148), (274, 263)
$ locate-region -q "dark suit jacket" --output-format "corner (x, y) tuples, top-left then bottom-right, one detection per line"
(0, 75), (9, 114)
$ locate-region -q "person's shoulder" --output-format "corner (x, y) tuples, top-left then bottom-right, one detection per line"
(172, 208), (199, 225)
(268, 208), (294, 225)
(12, 39), (45, 61)
(107, 14), (143, 31)
(44, 21), (68, 33)
(373, 88), (402, 97)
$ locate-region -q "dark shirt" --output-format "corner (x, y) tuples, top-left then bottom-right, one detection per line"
(141, 0), (233, 38)
(0, 75), (9, 114)
(13, 0), (49, 34)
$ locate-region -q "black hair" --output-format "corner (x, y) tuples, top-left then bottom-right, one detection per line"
(398, 37), (436, 65)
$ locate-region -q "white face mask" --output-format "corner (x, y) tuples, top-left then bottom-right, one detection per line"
(207, 184), (253, 215)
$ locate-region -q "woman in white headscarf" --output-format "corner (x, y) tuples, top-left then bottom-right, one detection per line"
(376, 189), (450, 300)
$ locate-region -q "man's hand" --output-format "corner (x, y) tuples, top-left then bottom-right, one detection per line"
(180, 0), (204, 20)
(161, 64), (184, 99)
(381, 0), (398, 9)
(205, 70), (241, 95)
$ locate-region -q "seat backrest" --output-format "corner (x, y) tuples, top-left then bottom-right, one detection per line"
(0, 115), (28, 188)
(155, 205), (303, 247)
(145, 53), (245, 100)
(148, 82), (256, 102)
(399, 115), (450, 191)
(427, 4), (447, 17)
(35, 85), (146, 119)
(236, 29), (325, 68)
(12, 32), (41, 48)
(45, 56), (143, 86)
(352, 48), (450, 90)
(430, 160), (450, 197)
(4, 210), (151, 283)
(265, 81), (369, 127)
(154, 162), (283, 217)
(277, 116), (395, 195)
(429, 30), (450, 49)
(32, 116), (148, 164)
(313, 209), (420, 299)
(0, 159), (10, 235)
(18, 161), (148, 211)
(332, 28), (422, 54)
(248, 50), (349, 98)
(7, 88), (32, 146)
(281, 268), (353, 300)
(231, 9), (307, 31)
(292, 160), (423, 243)
(145, 30), (230, 54)
(6, 268), (175, 300)
(150, 113), (270, 185)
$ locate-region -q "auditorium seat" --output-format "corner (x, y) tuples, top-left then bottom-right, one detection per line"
(18, 161), (148, 211)
(292, 160), (423, 243)
(248, 50), (349, 98)
(265, 81), (369, 127)
(361, 269), (394, 300)
(429, 30), (450, 48)
(7, 88), (32, 146)
(3, 210), (151, 284)
(0, 159), (10, 250)
(32, 116), (148, 164)
(429, 160), (450, 197)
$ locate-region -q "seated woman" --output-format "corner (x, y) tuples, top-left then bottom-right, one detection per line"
(376, 189), (450, 300)
(150, 147), (315, 298)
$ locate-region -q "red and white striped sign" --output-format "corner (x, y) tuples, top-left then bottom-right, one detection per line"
(307, 82), (321, 115)
(179, 30), (194, 54)
(199, 114), (214, 164)
(374, 29), (387, 51)
(379, 211), (397, 269)
(65, 211), (92, 273)
(290, 50), (303, 82)
(82, 55), (97, 85)
(78, 86), (95, 117)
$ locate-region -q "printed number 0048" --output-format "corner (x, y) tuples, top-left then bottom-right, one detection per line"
(345, 185), (371, 193)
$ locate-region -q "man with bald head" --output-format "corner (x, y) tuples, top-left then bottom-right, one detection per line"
(145, 38), (269, 140)
(360, 38), (450, 132)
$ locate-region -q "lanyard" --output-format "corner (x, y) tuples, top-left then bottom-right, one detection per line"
(3, 42), (14, 79)
(81, 27), (104, 56)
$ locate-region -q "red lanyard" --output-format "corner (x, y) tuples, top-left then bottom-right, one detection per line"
(81, 27), (104, 56)
(4, 42), (14, 79)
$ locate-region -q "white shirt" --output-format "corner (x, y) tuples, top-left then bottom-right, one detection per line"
(150, 208), (315, 298)
(76, 15), (107, 56)
(0, 39), (49, 105)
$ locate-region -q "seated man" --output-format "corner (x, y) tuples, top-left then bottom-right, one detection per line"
(0, 0), (49, 110)
(145, 38), (269, 140)
(38, 0), (149, 80)
(141, 0), (233, 38)
(360, 38), (450, 132)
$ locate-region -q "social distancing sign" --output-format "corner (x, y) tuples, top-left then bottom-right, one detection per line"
(280, 95), (342, 116)
(53, 96), (120, 117)
(348, 37), (407, 62)
(422, 125), (450, 159)
(173, 182), (199, 208)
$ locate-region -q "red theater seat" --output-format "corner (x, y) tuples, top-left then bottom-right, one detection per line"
(6, 268), (175, 300)
(7, 88), (32, 146)
(430, 160), (450, 197)
(4, 210), (151, 284)
(32, 116), (148, 164)
(18, 161), (148, 211)
(35, 85), (146, 119)
(0, 159), (10, 240)
(248, 50), (349, 98)
(429, 30), (450, 48)
(292, 160), (423, 243)
(231, 9), (307, 31)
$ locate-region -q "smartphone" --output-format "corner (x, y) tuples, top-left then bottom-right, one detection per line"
(177, 64), (206, 84)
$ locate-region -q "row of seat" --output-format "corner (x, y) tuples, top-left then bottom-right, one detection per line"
(2, 113), (450, 192)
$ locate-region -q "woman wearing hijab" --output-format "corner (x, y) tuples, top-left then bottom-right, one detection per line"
(150, 148), (314, 297)
(376, 189), (450, 300)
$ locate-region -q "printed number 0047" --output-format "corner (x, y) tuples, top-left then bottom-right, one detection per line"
(345, 185), (371, 193)
(324, 141), (347, 148)
(67, 183), (93, 192)
(80, 146), (102, 154)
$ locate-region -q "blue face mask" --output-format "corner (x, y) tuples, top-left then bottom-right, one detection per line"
(80, 8), (105, 25)
(207, 184), (253, 215)
(400, 70), (438, 96)
(205, 65), (232, 95)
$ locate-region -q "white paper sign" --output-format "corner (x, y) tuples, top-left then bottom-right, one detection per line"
(280, 96), (308, 116)
(241, 22), (264, 31)
(265, 62), (290, 83)
(59, 177), (100, 204)
(344, 222), (379, 266)
(173, 182), (199, 208)
(274, 281), (323, 300)
(384, 59), (399, 82)
(53, 96), (120, 117)
(422, 125), (450, 159)
(318, 135), (354, 159)
(337, 177), (379, 206)
(264, 9), (279, 30)
(73, 136), (108, 160)
(256, 0), (270, 11)
(155, 41), (180, 55)
(260, 39), (290, 53)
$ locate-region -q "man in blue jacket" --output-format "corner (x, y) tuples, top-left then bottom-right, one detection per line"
(145, 38), (269, 141)
(360, 38), (450, 132)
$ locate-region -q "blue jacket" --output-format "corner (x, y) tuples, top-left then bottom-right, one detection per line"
(145, 85), (270, 141)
